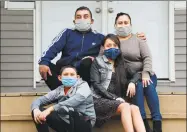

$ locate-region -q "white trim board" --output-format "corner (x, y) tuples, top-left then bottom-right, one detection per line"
(174, 1), (186, 10)
(169, 1), (175, 82)
(4, 1), (35, 10)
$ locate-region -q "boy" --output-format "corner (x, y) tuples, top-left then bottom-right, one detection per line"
(31, 65), (95, 132)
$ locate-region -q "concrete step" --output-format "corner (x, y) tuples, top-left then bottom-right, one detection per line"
(1, 92), (186, 132)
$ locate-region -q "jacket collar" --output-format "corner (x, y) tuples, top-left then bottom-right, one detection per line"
(102, 55), (110, 63)
(74, 28), (92, 34)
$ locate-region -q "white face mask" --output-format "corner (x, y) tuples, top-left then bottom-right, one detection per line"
(115, 25), (132, 37)
(74, 19), (92, 32)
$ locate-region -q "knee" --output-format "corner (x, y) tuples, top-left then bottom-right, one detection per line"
(80, 58), (92, 68)
(130, 105), (140, 112)
(119, 103), (131, 111)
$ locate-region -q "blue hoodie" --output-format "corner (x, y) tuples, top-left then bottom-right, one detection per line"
(38, 28), (104, 69)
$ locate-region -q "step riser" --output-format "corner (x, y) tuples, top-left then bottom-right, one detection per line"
(1, 95), (186, 116)
(1, 119), (186, 132)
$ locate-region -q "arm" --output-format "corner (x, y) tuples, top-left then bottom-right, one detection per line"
(90, 60), (116, 100)
(31, 87), (60, 111)
(38, 28), (68, 66)
(139, 39), (152, 78)
(129, 72), (141, 84)
(53, 82), (91, 112)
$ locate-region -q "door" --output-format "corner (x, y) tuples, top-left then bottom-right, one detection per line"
(41, 1), (102, 63)
(107, 1), (169, 78)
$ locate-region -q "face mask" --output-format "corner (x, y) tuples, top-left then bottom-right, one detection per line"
(115, 26), (132, 37)
(104, 48), (120, 60)
(61, 77), (77, 87)
(74, 19), (92, 32)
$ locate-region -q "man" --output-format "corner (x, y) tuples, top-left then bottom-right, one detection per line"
(39, 6), (145, 90)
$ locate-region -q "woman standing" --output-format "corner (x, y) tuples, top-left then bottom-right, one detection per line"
(90, 34), (146, 132)
(114, 12), (162, 132)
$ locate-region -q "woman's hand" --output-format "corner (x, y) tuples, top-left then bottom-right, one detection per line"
(142, 78), (153, 88)
(126, 82), (136, 98)
(116, 97), (125, 102)
(33, 108), (42, 124)
(136, 32), (146, 40)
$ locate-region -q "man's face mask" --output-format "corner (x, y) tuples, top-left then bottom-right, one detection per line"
(115, 25), (132, 37)
(104, 48), (120, 60)
(74, 19), (92, 32)
(61, 76), (77, 87)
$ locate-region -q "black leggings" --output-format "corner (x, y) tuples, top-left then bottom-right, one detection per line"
(31, 107), (92, 132)
(44, 58), (93, 90)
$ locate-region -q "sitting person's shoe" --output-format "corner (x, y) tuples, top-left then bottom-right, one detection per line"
(143, 119), (153, 132)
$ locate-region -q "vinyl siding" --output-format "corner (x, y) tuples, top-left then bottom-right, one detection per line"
(0, 1), (34, 88)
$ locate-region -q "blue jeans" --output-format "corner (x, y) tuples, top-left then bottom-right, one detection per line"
(135, 74), (162, 121)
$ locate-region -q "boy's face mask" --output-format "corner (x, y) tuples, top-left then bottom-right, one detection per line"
(74, 19), (92, 32)
(104, 48), (120, 60)
(61, 76), (78, 87)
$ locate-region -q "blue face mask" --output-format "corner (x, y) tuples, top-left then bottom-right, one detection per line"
(61, 77), (78, 87)
(104, 48), (120, 60)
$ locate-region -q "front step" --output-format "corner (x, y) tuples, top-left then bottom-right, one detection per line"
(1, 92), (186, 132)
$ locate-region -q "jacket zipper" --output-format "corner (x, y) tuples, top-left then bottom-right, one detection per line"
(75, 34), (85, 67)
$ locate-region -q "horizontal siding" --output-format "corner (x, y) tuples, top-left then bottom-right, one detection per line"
(1, 79), (33, 87)
(0, 71), (33, 79)
(175, 55), (186, 62)
(1, 8), (33, 16)
(175, 63), (187, 70)
(175, 71), (186, 78)
(1, 39), (33, 47)
(175, 47), (186, 54)
(1, 55), (33, 63)
(175, 23), (186, 31)
(171, 9), (186, 92)
(1, 23), (33, 31)
(0, 2), (34, 88)
(1, 31), (33, 39)
(1, 16), (33, 23)
(1, 63), (33, 70)
(175, 39), (186, 47)
(1, 47), (33, 55)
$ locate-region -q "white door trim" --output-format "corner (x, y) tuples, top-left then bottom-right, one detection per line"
(35, 1), (42, 83)
(169, 1), (175, 82)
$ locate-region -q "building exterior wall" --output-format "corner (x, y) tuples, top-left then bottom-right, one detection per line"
(0, 1), (34, 89)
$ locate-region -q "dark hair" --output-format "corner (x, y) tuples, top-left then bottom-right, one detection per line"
(102, 34), (121, 48)
(115, 12), (132, 25)
(75, 6), (93, 19)
(59, 65), (77, 75)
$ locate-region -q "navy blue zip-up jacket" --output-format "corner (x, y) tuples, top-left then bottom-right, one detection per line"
(38, 28), (104, 69)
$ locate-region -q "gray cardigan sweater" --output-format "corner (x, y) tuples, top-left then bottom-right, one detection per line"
(31, 79), (96, 127)
(120, 34), (154, 78)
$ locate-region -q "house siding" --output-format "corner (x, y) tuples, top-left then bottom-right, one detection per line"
(173, 10), (186, 90)
(0, 1), (34, 88)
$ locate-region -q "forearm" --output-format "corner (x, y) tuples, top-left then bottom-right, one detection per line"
(129, 72), (141, 84)
(31, 96), (46, 111)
